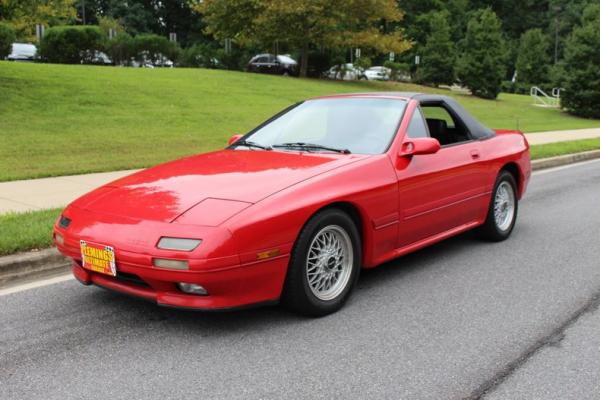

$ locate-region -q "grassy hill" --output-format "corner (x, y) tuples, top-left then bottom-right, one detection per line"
(1, 61), (599, 182)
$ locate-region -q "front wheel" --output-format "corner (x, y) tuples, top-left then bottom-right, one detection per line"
(282, 209), (361, 316)
(478, 170), (518, 241)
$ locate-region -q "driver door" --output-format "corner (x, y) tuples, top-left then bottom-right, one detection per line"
(395, 106), (487, 248)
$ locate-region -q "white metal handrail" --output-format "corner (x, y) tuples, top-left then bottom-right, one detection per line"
(530, 86), (560, 108)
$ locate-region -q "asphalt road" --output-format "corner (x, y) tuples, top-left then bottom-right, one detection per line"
(2, 160), (600, 400)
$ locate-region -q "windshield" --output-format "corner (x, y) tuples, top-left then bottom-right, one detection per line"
(241, 98), (406, 155)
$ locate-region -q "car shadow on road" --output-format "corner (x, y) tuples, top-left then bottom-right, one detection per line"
(84, 230), (487, 336)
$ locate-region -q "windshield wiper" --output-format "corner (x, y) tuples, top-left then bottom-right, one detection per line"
(272, 142), (351, 154)
(229, 140), (272, 150)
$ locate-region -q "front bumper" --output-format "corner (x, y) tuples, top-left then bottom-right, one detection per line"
(55, 225), (291, 310)
(69, 253), (289, 310)
(53, 206), (292, 310)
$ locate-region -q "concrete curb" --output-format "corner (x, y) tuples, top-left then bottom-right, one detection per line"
(531, 149), (600, 170)
(0, 248), (70, 288)
(2, 150), (600, 290)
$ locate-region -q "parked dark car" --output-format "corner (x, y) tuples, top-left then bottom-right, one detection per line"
(247, 54), (298, 76)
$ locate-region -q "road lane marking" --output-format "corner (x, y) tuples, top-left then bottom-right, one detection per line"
(0, 274), (73, 296)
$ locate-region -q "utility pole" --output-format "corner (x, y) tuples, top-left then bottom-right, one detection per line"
(81, 0), (86, 25)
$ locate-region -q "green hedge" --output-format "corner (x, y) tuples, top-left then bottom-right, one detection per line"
(39, 25), (105, 64)
(0, 23), (16, 59)
(106, 32), (134, 65)
(133, 34), (179, 65)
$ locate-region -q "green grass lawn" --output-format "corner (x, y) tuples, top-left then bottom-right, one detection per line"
(530, 137), (600, 160)
(0, 208), (61, 256)
(1, 61), (600, 182)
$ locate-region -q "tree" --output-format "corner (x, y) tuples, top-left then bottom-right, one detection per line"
(548, 0), (596, 61)
(0, 22), (16, 58)
(418, 11), (455, 86)
(469, 0), (549, 40)
(456, 8), (507, 99)
(97, 16), (125, 37)
(561, 4), (600, 118)
(79, 0), (206, 46)
(0, 0), (77, 41)
(399, 0), (468, 46)
(194, 0), (412, 77)
(515, 28), (550, 85)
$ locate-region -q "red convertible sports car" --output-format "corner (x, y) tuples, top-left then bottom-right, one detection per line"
(54, 92), (530, 316)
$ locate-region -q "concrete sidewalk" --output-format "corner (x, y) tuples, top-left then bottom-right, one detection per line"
(0, 169), (140, 214)
(1, 128), (600, 214)
(526, 128), (600, 145)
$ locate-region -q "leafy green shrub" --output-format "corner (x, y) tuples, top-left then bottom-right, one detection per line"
(561, 5), (600, 118)
(456, 8), (507, 99)
(214, 46), (256, 71)
(39, 25), (105, 64)
(180, 43), (219, 68)
(354, 57), (372, 73)
(383, 61), (410, 81)
(106, 32), (134, 66)
(0, 23), (16, 59)
(133, 34), (179, 65)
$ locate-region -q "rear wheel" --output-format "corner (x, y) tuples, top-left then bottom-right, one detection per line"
(478, 170), (518, 241)
(282, 209), (361, 316)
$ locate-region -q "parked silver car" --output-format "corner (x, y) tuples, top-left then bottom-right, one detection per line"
(7, 43), (37, 62)
(324, 63), (365, 80)
(364, 66), (391, 81)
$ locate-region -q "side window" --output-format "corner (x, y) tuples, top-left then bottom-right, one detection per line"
(422, 104), (471, 145)
(406, 108), (429, 138)
(422, 106), (455, 128)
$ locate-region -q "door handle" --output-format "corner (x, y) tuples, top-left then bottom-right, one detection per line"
(470, 150), (480, 159)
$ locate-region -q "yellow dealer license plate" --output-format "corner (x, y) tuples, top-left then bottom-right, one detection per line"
(80, 240), (116, 276)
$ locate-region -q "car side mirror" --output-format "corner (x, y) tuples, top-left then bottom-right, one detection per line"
(228, 134), (243, 145)
(399, 137), (441, 157)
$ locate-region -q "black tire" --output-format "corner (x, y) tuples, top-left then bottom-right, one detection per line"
(478, 170), (519, 241)
(281, 208), (361, 317)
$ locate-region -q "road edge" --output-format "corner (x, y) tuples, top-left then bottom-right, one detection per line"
(2, 150), (600, 290)
(0, 248), (71, 288)
(531, 149), (600, 170)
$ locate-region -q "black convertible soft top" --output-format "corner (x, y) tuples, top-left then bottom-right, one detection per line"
(413, 93), (496, 140)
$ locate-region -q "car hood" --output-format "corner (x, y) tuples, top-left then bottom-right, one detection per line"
(74, 149), (367, 223)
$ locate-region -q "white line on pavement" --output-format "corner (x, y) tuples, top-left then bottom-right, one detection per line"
(0, 274), (74, 296)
